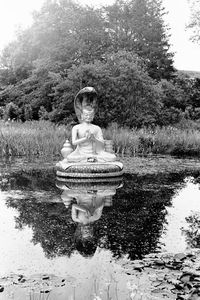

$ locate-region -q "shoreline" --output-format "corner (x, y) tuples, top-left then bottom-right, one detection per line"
(1, 155), (200, 176)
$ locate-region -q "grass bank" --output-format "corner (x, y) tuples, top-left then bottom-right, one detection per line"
(1, 120), (200, 158)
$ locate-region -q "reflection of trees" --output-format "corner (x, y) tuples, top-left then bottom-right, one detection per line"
(1, 169), (56, 192)
(95, 173), (185, 260)
(182, 212), (200, 248)
(5, 171), (186, 260)
(6, 197), (76, 258)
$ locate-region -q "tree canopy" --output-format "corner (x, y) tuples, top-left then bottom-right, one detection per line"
(2, 0), (200, 127)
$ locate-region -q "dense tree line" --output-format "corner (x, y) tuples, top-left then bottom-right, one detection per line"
(0, 0), (200, 127)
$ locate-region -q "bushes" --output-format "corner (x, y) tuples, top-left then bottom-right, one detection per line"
(56, 51), (162, 128)
(0, 51), (163, 127)
(1, 52), (200, 129)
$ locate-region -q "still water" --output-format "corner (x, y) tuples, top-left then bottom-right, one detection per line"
(0, 159), (200, 299)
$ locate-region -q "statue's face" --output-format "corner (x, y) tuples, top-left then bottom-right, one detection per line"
(81, 109), (94, 123)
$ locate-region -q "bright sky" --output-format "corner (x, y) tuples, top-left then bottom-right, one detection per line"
(0, 0), (199, 71)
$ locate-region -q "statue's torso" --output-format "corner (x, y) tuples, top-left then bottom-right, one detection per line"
(76, 123), (100, 138)
(75, 123), (101, 155)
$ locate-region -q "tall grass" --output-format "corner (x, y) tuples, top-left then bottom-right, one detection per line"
(104, 123), (200, 157)
(0, 120), (70, 158)
(1, 120), (200, 158)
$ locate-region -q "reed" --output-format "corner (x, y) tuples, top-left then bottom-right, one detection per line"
(0, 120), (70, 158)
(104, 124), (200, 157)
(1, 120), (200, 158)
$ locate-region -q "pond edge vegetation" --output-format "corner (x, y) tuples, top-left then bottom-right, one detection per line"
(1, 120), (200, 158)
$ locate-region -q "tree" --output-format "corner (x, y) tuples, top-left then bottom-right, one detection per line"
(0, 0), (174, 84)
(4, 102), (20, 120)
(187, 0), (200, 43)
(24, 104), (33, 121)
(0, 106), (4, 119)
(0, 0), (184, 128)
(52, 51), (162, 127)
(0, 0), (82, 82)
(0, 32), (35, 83)
(38, 106), (49, 120)
(72, 6), (111, 63)
(104, 0), (175, 80)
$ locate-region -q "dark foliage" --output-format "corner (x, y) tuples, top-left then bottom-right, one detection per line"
(0, 0), (185, 127)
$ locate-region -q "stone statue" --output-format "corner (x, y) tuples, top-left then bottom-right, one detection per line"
(67, 106), (116, 163)
(56, 86), (123, 177)
(66, 87), (116, 163)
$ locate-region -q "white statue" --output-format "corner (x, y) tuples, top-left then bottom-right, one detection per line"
(56, 86), (123, 176)
(67, 106), (116, 163)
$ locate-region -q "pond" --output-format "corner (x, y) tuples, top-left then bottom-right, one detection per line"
(0, 157), (200, 300)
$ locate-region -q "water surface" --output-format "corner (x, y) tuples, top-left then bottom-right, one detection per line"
(0, 157), (200, 299)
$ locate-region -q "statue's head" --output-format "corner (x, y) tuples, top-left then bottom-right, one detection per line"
(74, 224), (97, 258)
(81, 107), (95, 123)
(74, 87), (97, 122)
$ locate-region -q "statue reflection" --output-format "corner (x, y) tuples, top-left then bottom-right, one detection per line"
(56, 178), (123, 257)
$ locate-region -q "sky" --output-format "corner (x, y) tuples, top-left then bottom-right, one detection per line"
(0, 0), (199, 71)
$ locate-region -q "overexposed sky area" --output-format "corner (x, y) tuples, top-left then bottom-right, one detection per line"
(0, 0), (199, 71)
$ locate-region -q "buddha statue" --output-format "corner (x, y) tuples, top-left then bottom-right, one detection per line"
(67, 106), (116, 163)
(56, 86), (123, 176)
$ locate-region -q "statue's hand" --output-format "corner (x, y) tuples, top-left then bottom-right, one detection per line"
(90, 133), (96, 141)
(85, 130), (92, 140)
(86, 210), (91, 217)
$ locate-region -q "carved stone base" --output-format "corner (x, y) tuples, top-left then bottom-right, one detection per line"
(56, 177), (123, 190)
(56, 160), (124, 178)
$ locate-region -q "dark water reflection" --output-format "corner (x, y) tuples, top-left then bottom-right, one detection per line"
(1, 164), (200, 299)
(1, 170), (199, 260)
(0, 172), (178, 259)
